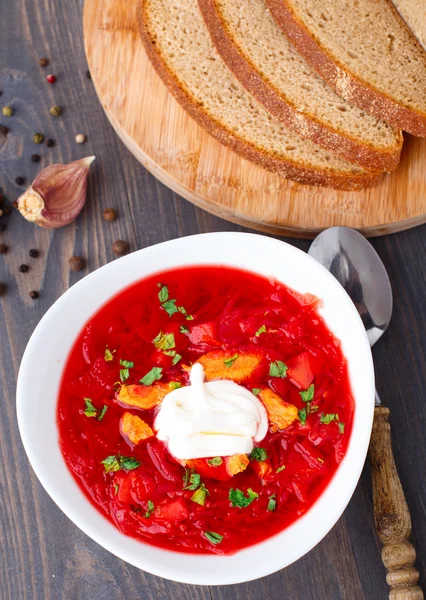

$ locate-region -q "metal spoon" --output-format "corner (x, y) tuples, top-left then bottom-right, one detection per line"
(309, 227), (423, 600)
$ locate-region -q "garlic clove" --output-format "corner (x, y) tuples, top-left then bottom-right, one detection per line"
(18, 156), (95, 228)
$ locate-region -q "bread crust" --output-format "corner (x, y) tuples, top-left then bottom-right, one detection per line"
(137, 0), (382, 190)
(266, 0), (426, 137)
(198, 0), (401, 171)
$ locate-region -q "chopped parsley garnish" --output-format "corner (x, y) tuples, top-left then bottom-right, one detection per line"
(255, 325), (267, 336)
(267, 495), (277, 512)
(169, 381), (182, 390)
(140, 367), (163, 385)
(158, 283), (169, 303)
(320, 413), (339, 424)
(183, 468), (190, 487)
(208, 457), (223, 467)
(204, 531), (223, 545)
(162, 299), (178, 316)
(184, 473), (201, 490)
(145, 500), (155, 518)
(114, 483), (119, 495)
(249, 447), (268, 462)
(157, 283), (193, 319)
(229, 488), (258, 508)
(224, 353), (238, 368)
(269, 360), (288, 378)
(191, 484), (209, 506)
(104, 347), (115, 362)
(300, 384), (315, 403)
(153, 331), (175, 351)
(298, 407), (307, 426)
(338, 422), (345, 434)
(252, 388), (261, 396)
(84, 398), (108, 421)
(101, 455), (140, 474)
(276, 465), (286, 473)
(180, 325), (189, 334)
(119, 359), (134, 383)
(172, 353), (182, 366)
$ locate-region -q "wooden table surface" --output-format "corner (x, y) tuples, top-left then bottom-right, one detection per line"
(1, 2), (425, 599)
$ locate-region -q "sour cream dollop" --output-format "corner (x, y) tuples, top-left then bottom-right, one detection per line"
(154, 363), (268, 460)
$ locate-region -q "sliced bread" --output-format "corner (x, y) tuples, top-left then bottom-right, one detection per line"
(138, 0), (382, 190)
(198, 0), (402, 171)
(391, 0), (426, 50)
(266, 0), (426, 136)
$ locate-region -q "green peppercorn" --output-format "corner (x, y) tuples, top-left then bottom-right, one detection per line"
(2, 106), (13, 117)
(33, 133), (45, 144)
(49, 105), (62, 117)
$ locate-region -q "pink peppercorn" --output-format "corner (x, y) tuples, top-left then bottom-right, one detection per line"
(46, 74), (56, 84)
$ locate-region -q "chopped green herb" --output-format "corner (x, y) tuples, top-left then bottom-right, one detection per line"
(98, 405), (108, 421)
(162, 299), (178, 316)
(255, 325), (267, 336)
(183, 468), (190, 487)
(153, 331), (175, 351)
(119, 456), (141, 471)
(224, 353), (239, 368)
(185, 314), (194, 321)
(119, 359), (134, 383)
(267, 495), (276, 512)
(229, 488), (258, 508)
(83, 398), (98, 418)
(120, 359), (134, 369)
(338, 422), (345, 434)
(249, 447), (268, 462)
(300, 384), (315, 403)
(145, 500), (155, 518)
(204, 531), (223, 545)
(169, 381), (182, 390)
(140, 367), (163, 385)
(269, 360), (288, 378)
(298, 407), (307, 426)
(178, 305), (193, 320)
(208, 457), (223, 466)
(276, 465), (286, 473)
(114, 483), (119, 495)
(320, 413), (339, 424)
(158, 284), (169, 303)
(101, 455), (121, 473)
(184, 473), (201, 490)
(191, 484), (209, 506)
(317, 457), (324, 464)
(252, 388), (262, 396)
(310, 405), (319, 413)
(180, 325), (189, 334)
(104, 347), (114, 362)
(172, 353), (182, 366)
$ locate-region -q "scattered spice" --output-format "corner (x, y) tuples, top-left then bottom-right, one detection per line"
(15, 176), (25, 186)
(31, 154), (40, 163)
(29, 249), (39, 258)
(49, 105), (62, 117)
(112, 240), (129, 256)
(103, 207), (117, 222)
(0, 243), (8, 254)
(2, 106), (13, 117)
(19, 264), (29, 273)
(46, 74), (56, 84)
(0, 283), (7, 296)
(86, 70), (92, 80)
(39, 58), (49, 68)
(69, 256), (85, 272)
(75, 134), (86, 144)
(0, 124), (9, 136)
(46, 138), (55, 148)
(29, 290), (39, 299)
(33, 133), (45, 144)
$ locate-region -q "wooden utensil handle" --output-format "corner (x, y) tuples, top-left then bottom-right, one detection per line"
(369, 406), (423, 600)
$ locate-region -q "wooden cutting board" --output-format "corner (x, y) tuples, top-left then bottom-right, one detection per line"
(84, 0), (426, 238)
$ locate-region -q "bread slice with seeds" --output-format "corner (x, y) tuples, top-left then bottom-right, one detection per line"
(198, 0), (402, 171)
(137, 0), (382, 190)
(391, 0), (426, 50)
(266, 0), (426, 136)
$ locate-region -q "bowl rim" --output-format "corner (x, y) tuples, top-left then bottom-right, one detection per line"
(16, 232), (375, 585)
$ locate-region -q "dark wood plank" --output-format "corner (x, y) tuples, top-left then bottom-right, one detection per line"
(0, 1), (425, 599)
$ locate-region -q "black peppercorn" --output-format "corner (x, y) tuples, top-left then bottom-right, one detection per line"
(15, 176), (25, 186)
(29, 290), (39, 299)
(31, 154), (40, 163)
(19, 264), (29, 273)
(0, 243), (8, 254)
(29, 249), (39, 258)
(46, 138), (55, 148)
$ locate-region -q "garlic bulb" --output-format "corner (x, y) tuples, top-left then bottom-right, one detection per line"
(18, 156), (95, 228)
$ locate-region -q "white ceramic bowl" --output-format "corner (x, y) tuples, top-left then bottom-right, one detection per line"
(17, 232), (375, 586)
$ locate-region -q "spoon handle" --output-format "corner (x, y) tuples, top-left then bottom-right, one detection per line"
(369, 406), (423, 600)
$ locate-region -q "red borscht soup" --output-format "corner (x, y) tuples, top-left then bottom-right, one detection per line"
(58, 266), (354, 555)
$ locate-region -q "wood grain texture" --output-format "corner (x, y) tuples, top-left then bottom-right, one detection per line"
(370, 407), (423, 599)
(0, 1), (425, 599)
(83, 0), (426, 238)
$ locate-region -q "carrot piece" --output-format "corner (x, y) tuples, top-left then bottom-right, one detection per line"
(117, 382), (170, 410)
(120, 412), (154, 445)
(193, 349), (263, 382)
(225, 454), (250, 476)
(259, 388), (298, 432)
(251, 459), (273, 484)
